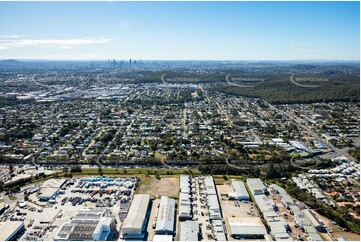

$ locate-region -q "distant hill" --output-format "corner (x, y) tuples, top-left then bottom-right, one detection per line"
(0, 59), (23, 67)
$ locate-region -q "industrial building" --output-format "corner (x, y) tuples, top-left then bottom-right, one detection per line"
(0, 221), (25, 241)
(54, 208), (116, 241)
(179, 175), (190, 194)
(155, 196), (175, 235)
(179, 175), (192, 221)
(253, 195), (276, 213)
(121, 194), (150, 239)
(38, 178), (67, 201)
(228, 181), (250, 201)
(272, 184), (294, 208)
(212, 219), (227, 241)
(152, 234), (173, 241)
(246, 178), (267, 195)
(203, 176), (227, 240)
(179, 221), (199, 241)
(227, 217), (267, 239)
(303, 209), (326, 232)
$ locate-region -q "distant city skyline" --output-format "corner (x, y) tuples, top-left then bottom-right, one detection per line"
(0, 1), (359, 60)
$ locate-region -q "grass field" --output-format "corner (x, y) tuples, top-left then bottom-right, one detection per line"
(136, 177), (179, 198)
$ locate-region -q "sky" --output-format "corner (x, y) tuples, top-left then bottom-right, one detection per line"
(0, 1), (359, 61)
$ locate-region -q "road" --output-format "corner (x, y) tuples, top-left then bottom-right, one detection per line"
(225, 73), (257, 88)
(225, 155), (252, 170)
(161, 73), (168, 84)
(290, 73), (324, 88)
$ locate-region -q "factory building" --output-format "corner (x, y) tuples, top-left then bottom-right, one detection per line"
(0, 221), (25, 241)
(54, 208), (116, 241)
(246, 178), (267, 195)
(121, 194), (150, 239)
(227, 217), (267, 239)
(155, 196), (175, 235)
(228, 181), (250, 201)
(38, 178), (67, 201)
(179, 221), (199, 241)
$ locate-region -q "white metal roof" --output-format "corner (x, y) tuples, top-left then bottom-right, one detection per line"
(155, 196), (175, 233)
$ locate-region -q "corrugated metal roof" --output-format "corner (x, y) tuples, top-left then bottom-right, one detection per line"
(122, 194), (150, 233)
(180, 221), (199, 241)
(155, 196), (175, 233)
(231, 181), (250, 199)
(228, 217), (267, 236)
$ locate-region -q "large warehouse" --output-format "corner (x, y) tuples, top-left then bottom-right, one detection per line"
(246, 178), (267, 195)
(155, 196), (175, 235)
(228, 181), (250, 201)
(227, 217), (267, 239)
(0, 221), (25, 241)
(54, 208), (116, 241)
(121, 194), (150, 239)
(38, 178), (67, 201)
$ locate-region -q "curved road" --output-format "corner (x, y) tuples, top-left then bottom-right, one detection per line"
(225, 73), (258, 88)
(290, 73), (324, 88)
(161, 73), (168, 84)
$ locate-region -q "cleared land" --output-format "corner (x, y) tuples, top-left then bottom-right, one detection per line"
(137, 177), (179, 198)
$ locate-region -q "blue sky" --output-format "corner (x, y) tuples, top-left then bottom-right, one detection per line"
(0, 1), (359, 60)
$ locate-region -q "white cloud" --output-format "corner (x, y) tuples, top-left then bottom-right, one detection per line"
(0, 37), (117, 50)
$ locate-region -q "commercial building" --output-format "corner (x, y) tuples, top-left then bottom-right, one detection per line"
(121, 194), (151, 239)
(228, 181), (250, 201)
(0, 221), (25, 241)
(38, 178), (67, 201)
(54, 208), (116, 241)
(179, 221), (199, 241)
(246, 178), (267, 195)
(155, 196), (175, 235)
(227, 217), (267, 239)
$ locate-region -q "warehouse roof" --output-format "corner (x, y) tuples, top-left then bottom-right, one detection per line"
(231, 181), (249, 198)
(179, 175), (190, 194)
(254, 195), (275, 212)
(0, 221), (24, 241)
(155, 196), (175, 233)
(204, 176), (217, 195)
(180, 221), (199, 241)
(228, 217), (267, 236)
(246, 178), (266, 194)
(54, 208), (114, 241)
(122, 194), (150, 231)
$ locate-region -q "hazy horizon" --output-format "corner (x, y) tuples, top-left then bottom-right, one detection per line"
(0, 1), (359, 61)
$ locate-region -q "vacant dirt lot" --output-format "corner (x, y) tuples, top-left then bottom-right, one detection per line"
(137, 177), (179, 197)
(316, 213), (360, 241)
